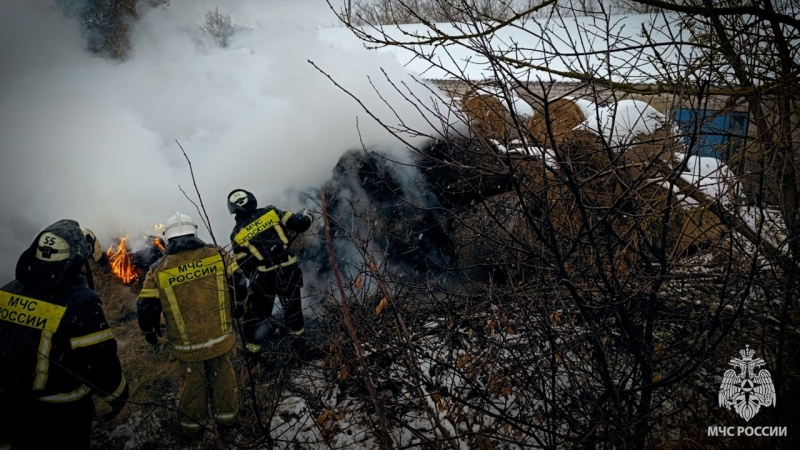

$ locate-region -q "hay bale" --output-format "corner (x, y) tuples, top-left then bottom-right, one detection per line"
(671, 205), (727, 256)
(451, 156), (586, 282)
(418, 137), (515, 207)
(451, 190), (547, 282)
(622, 126), (684, 181)
(460, 90), (514, 142)
(626, 182), (727, 257)
(526, 98), (587, 147)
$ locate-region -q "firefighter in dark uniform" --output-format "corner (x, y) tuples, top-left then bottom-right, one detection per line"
(226, 189), (313, 361)
(0, 219), (128, 450)
(136, 212), (247, 434)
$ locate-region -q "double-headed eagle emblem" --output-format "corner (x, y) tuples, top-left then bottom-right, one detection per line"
(718, 345), (776, 421)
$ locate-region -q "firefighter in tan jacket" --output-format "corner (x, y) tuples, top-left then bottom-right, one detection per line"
(136, 212), (247, 434)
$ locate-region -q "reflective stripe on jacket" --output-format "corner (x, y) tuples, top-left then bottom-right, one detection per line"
(0, 280), (126, 402)
(137, 243), (236, 362)
(231, 207), (311, 274)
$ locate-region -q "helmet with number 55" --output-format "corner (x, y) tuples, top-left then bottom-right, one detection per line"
(227, 189), (257, 215)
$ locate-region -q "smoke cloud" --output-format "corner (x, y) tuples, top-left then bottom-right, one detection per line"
(0, 0), (447, 282)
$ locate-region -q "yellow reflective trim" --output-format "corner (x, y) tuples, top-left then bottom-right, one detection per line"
(217, 273), (230, 333)
(273, 224), (289, 245)
(246, 243), (264, 261)
(256, 255), (298, 272)
(0, 291), (66, 332)
(33, 330), (53, 390)
(227, 260), (240, 274)
(70, 328), (114, 349)
(234, 252), (248, 261)
(157, 255), (225, 288)
(280, 211), (293, 224)
(180, 421), (203, 430)
(163, 287), (190, 345)
(172, 333), (232, 352)
(216, 412), (236, 421)
(139, 288), (160, 298)
(233, 210), (280, 245)
(245, 343), (262, 353)
(288, 327), (304, 336)
(38, 384), (90, 403)
(102, 377), (128, 402)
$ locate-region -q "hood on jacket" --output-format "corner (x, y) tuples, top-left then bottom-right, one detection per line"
(165, 235), (207, 255)
(16, 219), (90, 289)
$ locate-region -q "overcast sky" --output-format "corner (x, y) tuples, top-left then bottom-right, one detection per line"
(0, 0), (448, 282)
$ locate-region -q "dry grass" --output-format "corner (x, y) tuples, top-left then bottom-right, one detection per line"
(90, 264), (178, 421)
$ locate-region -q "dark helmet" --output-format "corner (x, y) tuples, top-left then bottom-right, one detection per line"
(16, 219), (91, 289)
(227, 189), (257, 214)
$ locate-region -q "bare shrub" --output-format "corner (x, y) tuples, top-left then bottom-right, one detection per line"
(203, 7), (234, 48)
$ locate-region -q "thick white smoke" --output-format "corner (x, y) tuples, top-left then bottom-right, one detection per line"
(0, 0), (448, 281)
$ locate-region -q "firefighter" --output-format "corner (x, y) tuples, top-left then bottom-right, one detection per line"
(136, 212), (247, 435)
(79, 226), (107, 290)
(0, 219), (128, 450)
(226, 189), (313, 363)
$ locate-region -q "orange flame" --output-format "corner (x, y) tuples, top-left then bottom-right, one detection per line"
(107, 236), (138, 284)
(153, 236), (166, 253)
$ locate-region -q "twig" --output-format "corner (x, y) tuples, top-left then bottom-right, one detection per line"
(175, 139), (218, 247)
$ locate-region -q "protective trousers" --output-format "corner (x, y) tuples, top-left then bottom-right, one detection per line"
(177, 351), (239, 432)
(0, 394), (94, 450)
(242, 264), (305, 353)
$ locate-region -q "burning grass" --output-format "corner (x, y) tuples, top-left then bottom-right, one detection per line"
(106, 237), (138, 285)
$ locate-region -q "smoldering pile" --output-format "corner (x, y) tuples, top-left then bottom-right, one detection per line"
(292, 148), (455, 284)
(293, 92), (737, 289)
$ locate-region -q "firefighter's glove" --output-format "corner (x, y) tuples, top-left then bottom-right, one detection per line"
(102, 382), (129, 421)
(144, 332), (158, 346)
(143, 328), (161, 346)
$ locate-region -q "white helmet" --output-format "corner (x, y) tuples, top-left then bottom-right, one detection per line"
(163, 212), (197, 241)
(81, 227), (104, 262)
